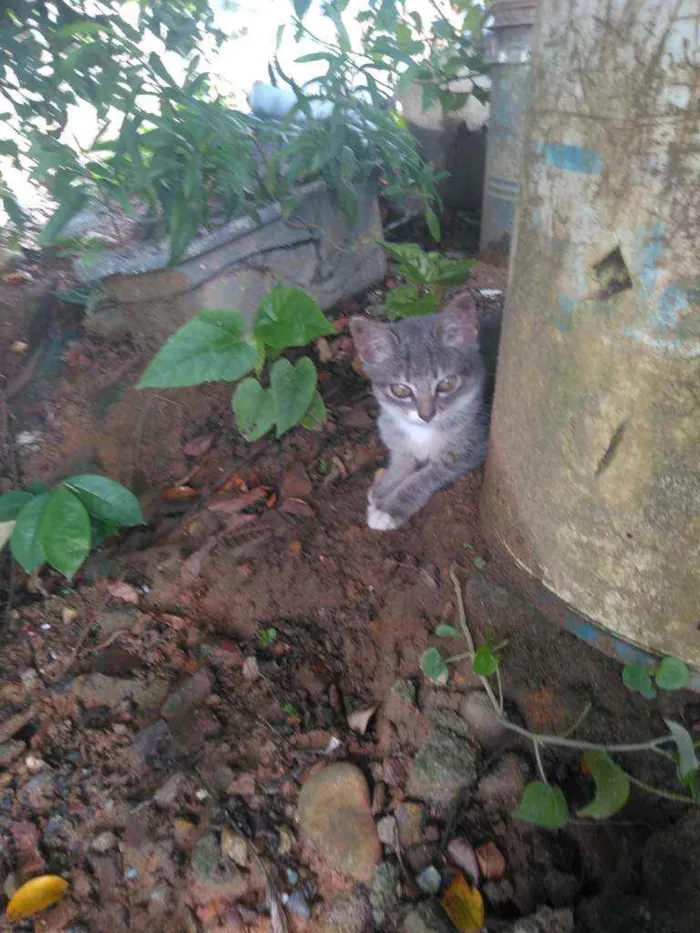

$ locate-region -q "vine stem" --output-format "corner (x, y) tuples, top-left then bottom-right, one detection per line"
(533, 739), (548, 784)
(448, 564), (501, 713)
(626, 773), (696, 806)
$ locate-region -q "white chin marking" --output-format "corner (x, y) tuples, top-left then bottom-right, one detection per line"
(367, 503), (399, 531)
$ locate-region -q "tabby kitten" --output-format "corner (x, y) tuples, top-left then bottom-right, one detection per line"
(350, 293), (488, 530)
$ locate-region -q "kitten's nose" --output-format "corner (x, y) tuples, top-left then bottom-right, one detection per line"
(417, 399), (435, 422)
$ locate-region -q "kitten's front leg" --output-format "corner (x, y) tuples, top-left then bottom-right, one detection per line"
(367, 452), (419, 531)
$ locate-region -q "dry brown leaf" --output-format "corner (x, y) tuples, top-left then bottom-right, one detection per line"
(347, 705), (377, 735)
(183, 433), (215, 457)
(208, 487), (268, 514)
(475, 840), (506, 881)
(105, 581), (140, 605)
(162, 485), (199, 501)
(219, 473), (248, 493)
(441, 872), (485, 932)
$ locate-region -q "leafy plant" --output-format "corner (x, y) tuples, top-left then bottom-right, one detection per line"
(623, 657), (690, 697)
(381, 241), (474, 319)
(0, 475), (144, 580)
(419, 566), (700, 829)
(138, 285), (332, 441)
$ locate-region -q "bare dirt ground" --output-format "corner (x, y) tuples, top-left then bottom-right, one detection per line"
(0, 222), (698, 932)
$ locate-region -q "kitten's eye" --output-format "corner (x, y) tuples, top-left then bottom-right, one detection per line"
(390, 383), (412, 399)
(437, 376), (457, 393)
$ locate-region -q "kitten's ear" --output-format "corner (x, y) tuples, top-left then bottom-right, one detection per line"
(435, 293), (479, 346)
(349, 317), (397, 364)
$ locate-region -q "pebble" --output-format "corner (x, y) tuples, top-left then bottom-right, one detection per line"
(447, 836), (479, 885)
(191, 831), (248, 901)
(161, 669), (212, 720)
(406, 728), (478, 807)
(318, 890), (373, 933)
(220, 826), (248, 867)
(91, 831), (118, 854)
(459, 690), (506, 747)
(476, 839), (507, 881)
(417, 865), (442, 894)
(286, 889), (310, 919)
(370, 861), (401, 928)
(475, 753), (529, 809)
(401, 901), (455, 933)
(395, 802), (426, 848)
(154, 773), (188, 809)
(377, 815), (397, 847)
(297, 762), (380, 882)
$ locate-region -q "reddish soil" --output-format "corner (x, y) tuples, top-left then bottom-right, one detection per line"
(0, 231), (698, 932)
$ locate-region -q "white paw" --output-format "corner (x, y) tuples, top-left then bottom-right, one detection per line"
(367, 503), (400, 531)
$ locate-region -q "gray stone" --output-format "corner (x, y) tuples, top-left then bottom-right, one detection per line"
(161, 669), (212, 721)
(154, 773), (188, 809)
(0, 248), (22, 273)
(191, 831), (247, 900)
(96, 608), (137, 637)
(406, 728), (478, 806)
(91, 831), (118, 854)
(75, 180), (386, 355)
(507, 906), (574, 933)
(376, 815), (397, 847)
(460, 690), (506, 748)
(72, 673), (141, 707)
(370, 860), (401, 928)
(318, 890), (372, 933)
(475, 753), (530, 810)
(401, 901), (454, 933)
(391, 678), (417, 706)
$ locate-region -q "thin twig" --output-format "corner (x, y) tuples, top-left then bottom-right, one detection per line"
(533, 740), (548, 784)
(448, 563), (500, 711)
(626, 773), (697, 806)
(559, 701), (592, 739)
(499, 718), (675, 755)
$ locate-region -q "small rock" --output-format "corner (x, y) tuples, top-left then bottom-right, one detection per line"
(406, 842), (439, 874)
(297, 762), (381, 882)
(277, 825), (294, 856)
(459, 690), (506, 747)
(417, 865), (442, 894)
(134, 677), (171, 712)
(390, 678), (416, 706)
(508, 906), (574, 933)
(173, 819), (197, 848)
(475, 753), (529, 809)
(370, 861), (401, 928)
(72, 673), (141, 707)
(9, 821), (45, 875)
(406, 729), (478, 807)
(401, 900), (455, 933)
(91, 832), (118, 854)
(154, 773), (189, 809)
(226, 771), (256, 797)
(447, 837), (479, 885)
(62, 606), (79, 624)
(221, 826), (248, 867)
(96, 608), (137, 637)
(318, 890), (372, 933)
(191, 831), (248, 901)
(396, 802), (425, 848)
(286, 889), (310, 919)
(161, 669), (212, 720)
(242, 656), (260, 681)
(281, 463), (312, 500)
(377, 815), (397, 847)
(19, 773), (54, 813)
(476, 840), (506, 881)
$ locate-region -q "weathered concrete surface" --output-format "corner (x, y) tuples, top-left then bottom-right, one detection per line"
(484, 0), (700, 665)
(75, 180), (385, 353)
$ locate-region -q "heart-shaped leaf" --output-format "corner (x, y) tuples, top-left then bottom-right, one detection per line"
(270, 357), (317, 436)
(38, 487), (91, 580)
(300, 391), (327, 429)
(10, 493), (50, 573)
(656, 657), (690, 691)
(137, 310), (256, 388)
(254, 286), (332, 349)
(622, 663), (656, 699)
(232, 378), (276, 441)
(420, 646), (449, 686)
(440, 872), (485, 932)
(513, 781), (569, 829)
(473, 644), (499, 677)
(576, 749), (630, 819)
(664, 719), (699, 778)
(435, 624), (461, 639)
(63, 475), (144, 527)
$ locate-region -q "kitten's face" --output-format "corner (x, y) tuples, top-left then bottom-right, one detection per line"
(350, 300), (483, 425)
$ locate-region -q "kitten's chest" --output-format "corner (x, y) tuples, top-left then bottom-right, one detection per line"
(381, 413), (445, 459)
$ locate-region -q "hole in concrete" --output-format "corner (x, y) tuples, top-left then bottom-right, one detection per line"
(593, 246), (632, 299)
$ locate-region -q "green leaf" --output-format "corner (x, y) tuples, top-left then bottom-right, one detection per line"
(655, 657), (690, 691)
(293, 0), (312, 19)
(300, 391), (327, 429)
(137, 311), (256, 388)
(270, 357), (317, 436)
(38, 487), (91, 580)
(26, 481), (49, 495)
(664, 719), (699, 778)
(425, 205), (441, 242)
(435, 624), (461, 639)
(428, 256), (474, 287)
(0, 491), (34, 522)
(232, 378), (276, 442)
(420, 647), (449, 686)
(513, 782), (569, 829)
(576, 750), (630, 819)
(62, 475), (144, 527)
(385, 285), (437, 321)
(254, 286), (333, 349)
(92, 520), (121, 547)
(39, 187), (89, 244)
(473, 644), (499, 677)
(10, 493), (50, 574)
(622, 664), (657, 699)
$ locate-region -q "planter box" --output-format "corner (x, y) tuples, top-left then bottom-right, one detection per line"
(75, 180), (386, 352)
